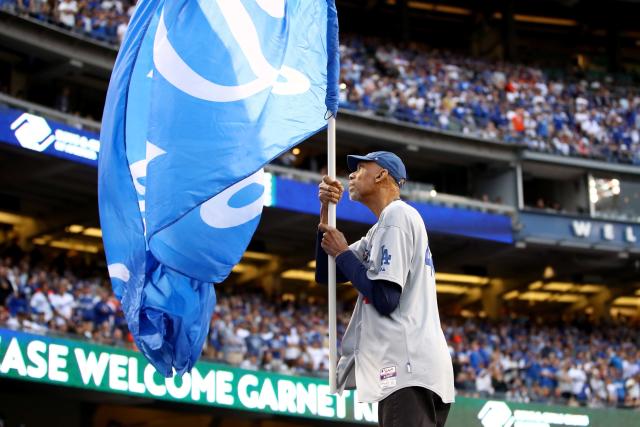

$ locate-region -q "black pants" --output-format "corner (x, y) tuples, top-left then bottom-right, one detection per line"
(378, 387), (451, 427)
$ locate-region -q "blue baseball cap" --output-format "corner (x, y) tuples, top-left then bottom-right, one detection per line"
(347, 151), (407, 186)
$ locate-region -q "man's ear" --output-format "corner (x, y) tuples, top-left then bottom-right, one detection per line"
(376, 169), (388, 183)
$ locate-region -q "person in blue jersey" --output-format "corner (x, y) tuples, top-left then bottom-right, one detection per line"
(315, 151), (455, 427)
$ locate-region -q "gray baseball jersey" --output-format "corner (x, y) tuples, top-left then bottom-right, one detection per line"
(336, 200), (455, 403)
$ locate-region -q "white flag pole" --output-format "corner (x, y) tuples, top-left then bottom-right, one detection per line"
(327, 115), (338, 394)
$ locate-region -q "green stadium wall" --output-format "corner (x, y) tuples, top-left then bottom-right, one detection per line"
(0, 328), (636, 426)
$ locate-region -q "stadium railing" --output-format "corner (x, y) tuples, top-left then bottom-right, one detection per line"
(0, 92), (102, 133)
(266, 164), (516, 216)
(0, 91), (515, 216)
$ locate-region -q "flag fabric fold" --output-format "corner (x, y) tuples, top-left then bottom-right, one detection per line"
(99, 0), (339, 376)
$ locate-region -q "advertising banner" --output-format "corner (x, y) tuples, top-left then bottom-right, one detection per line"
(1, 329), (636, 426)
(519, 211), (639, 250)
(0, 106), (99, 166)
(0, 106), (513, 243)
(274, 178), (514, 243)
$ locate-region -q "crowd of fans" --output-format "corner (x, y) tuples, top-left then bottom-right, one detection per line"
(3, 2), (640, 164)
(339, 37), (640, 164)
(1, 0), (134, 44)
(0, 243), (639, 410)
(450, 318), (640, 409)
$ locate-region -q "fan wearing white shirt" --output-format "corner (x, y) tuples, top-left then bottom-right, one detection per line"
(30, 282), (53, 322)
(49, 281), (75, 324)
(57, 0), (78, 28)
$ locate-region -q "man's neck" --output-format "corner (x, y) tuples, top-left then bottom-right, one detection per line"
(362, 191), (400, 218)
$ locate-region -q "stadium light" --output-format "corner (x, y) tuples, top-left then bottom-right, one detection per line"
(503, 290), (519, 300)
(32, 236), (52, 245)
(542, 282), (574, 292)
(514, 14), (577, 26)
(231, 263), (249, 273)
(612, 297), (640, 306)
(519, 291), (552, 301)
(48, 239), (99, 254)
(387, 1), (472, 16)
(0, 211), (31, 225)
(435, 272), (489, 285)
(66, 224), (84, 234)
(611, 307), (640, 317)
(549, 294), (582, 303)
(492, 12), (577, 27)
(528, 281), (544, 290)
(281, 269), (315, 281)
(529, 281), (605, 294)
(435, 284), (467, 294)
(82, 227), (102, 238)
(577, 285), (604, 293)
(243, 251), (275, 261)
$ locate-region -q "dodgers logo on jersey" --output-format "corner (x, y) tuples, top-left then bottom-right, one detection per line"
(380, 245), (392, 272)
(425, 246), (435, 274)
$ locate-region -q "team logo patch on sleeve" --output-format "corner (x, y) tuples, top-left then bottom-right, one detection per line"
(379, 366), (397, 389)
(425, 246), (434, 271)
(380, 245), (392, 271)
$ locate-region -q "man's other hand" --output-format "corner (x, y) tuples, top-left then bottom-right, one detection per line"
(318, 223), (349, 257)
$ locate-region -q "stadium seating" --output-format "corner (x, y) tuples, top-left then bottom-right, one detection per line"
(1, 0), (133, 45)
(339, 37), (640, 165)
(2, 1), (639, 165)
(0, 249), (638, 409)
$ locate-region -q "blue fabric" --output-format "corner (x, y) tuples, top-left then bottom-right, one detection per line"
(6, 295), (28, 317)
(99, 0), (339, 377)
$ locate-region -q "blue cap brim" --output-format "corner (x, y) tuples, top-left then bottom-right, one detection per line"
(347, 155), (373, 172)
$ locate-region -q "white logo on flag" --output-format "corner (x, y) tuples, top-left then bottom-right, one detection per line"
(200, 169), (265, 229)
(153, 0), (310, 102)
(108, 263), (131, 282)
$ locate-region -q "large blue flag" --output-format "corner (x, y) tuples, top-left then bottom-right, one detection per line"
(99, 0), (339, 376)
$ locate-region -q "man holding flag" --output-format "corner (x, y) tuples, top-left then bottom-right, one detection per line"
(99, 0), (339, 377)
(316, 152), (455, 427)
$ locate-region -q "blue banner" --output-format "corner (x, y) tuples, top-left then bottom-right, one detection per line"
(97, 0), (339, 377)
(519, 211), (639, 249)
(273, 178), (514, 243)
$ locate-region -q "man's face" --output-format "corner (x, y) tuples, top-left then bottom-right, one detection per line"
(348, 161), (383, 201)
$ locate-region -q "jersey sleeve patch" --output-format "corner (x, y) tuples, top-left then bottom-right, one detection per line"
(349, 237), (369, 263)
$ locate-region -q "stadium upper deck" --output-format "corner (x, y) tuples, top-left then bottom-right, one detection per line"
(0, 1), (638, 319)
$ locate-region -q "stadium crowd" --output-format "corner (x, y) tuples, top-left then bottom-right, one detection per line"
(3, 2), (640, 164)
(0, 245), (639, 410)
(1, 0), (134, 44)
(339, 37), (640, 164)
